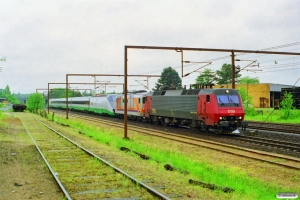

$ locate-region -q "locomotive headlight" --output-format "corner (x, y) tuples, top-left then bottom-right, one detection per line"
(219, 117), (222, 120)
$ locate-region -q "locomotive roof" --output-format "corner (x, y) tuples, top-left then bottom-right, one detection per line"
(150, 88), (239, 96)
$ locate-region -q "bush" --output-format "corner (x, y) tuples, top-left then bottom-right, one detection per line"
(238, 87), (258, 116)
(280, 92), (295, 119)
(245, 107), (258, 116)
(26, 93), (45, 112)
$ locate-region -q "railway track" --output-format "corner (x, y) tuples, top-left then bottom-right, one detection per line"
(232, 135), (300, 153)
(51, 110), (300, 170)
(19, 113), (170, 200)
(248, 121), (300, 134)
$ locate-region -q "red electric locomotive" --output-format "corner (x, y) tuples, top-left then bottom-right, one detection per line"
(144, 88), (248, 134)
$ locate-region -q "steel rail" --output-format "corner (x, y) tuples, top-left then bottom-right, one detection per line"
(19, 116), (72, 200)
(232, 136), (300, 152)
(34, 118), (171, 200)
(248, 126), (300, 134)
(248, 121), (300, 134)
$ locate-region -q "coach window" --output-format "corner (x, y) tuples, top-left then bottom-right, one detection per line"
(206, 95), (210, 102)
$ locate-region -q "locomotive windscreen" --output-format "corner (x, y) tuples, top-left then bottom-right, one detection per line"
(217, 95), (240, 107)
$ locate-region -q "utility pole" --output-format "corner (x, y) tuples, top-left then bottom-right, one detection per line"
(231, 51), (235, 89)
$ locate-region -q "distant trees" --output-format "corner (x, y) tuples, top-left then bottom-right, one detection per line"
(152, 64), (261, 91)
(0, 85), (20, 104)
(192, 63), (257, 88)
(239, 76), (259, 84)
(82, 90), (91, 96)
(153, 67), (182, 91)
(5, 85), (11, 95)
(216, 64), (242, 86)
(49, 88), (83, 98)
(195, 69), (216, 85)
(26, 93), (45, 111)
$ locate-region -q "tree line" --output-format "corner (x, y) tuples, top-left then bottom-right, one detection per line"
(152, 64), (259, 91)
(0, 85), (20, 104)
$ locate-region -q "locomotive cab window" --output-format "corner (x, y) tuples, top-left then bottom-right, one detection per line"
(217, 95), (240, 107)
(206, 95), (210, 102)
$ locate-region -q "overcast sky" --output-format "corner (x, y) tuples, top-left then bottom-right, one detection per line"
(1, 0), (299, 94)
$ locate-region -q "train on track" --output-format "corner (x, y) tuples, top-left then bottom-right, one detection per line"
(49, 88), (248, 134)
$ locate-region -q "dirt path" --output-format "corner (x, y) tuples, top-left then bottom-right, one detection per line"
(0, 117), (63, 200)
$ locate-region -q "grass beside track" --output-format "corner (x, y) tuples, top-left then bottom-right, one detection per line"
(245, 108), (300, 124)
(53, 114), (300, 200)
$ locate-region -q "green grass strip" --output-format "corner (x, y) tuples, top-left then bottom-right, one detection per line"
(54, 116), (299, 200)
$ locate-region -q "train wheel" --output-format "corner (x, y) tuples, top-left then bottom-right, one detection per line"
(161, 121), (167, 127)
(154, 120), (161, 125)
(217, 125), (223, 134)
(173, 122), (179, 127)
(200, 121), (208, 133)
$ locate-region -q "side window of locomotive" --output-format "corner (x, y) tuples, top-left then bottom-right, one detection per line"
(206, 95), (210, 102)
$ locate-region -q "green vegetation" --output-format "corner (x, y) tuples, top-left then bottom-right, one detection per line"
(238, 87), (257, 116)
(243, 91), (300, 123)
(280, 91), (295, 119)
(239, 76), (260, 84)
(216, 63), (241, 85)
(192, 64), (260, 88)
(0, 85), (20, 104)
(195, 68), (216, 85)
(238, 86), (299, 123)
(49, 88), (85, 98)
(153, 67), (182, 91)
(26, 93), (45, 111)
(51, 115), (299, 199)
(245, 108), (300, 123)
